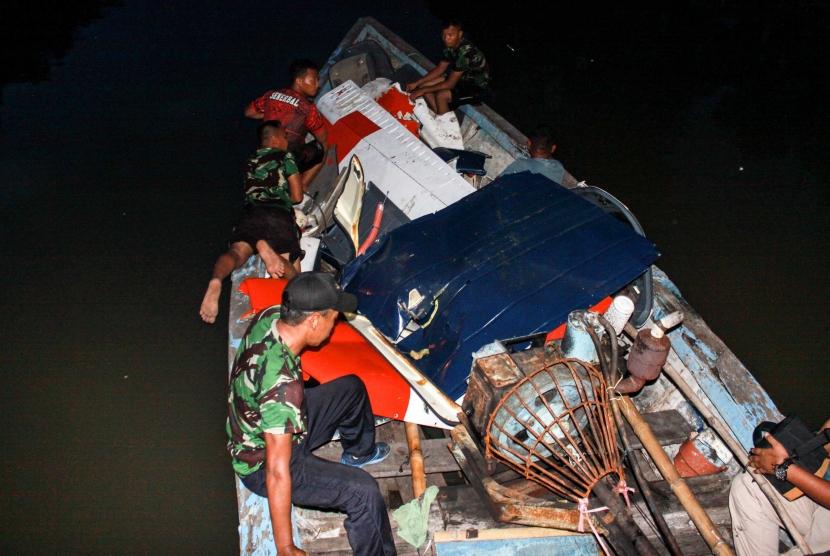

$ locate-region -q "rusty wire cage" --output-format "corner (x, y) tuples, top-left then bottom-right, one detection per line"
(484, 358), (624, 502)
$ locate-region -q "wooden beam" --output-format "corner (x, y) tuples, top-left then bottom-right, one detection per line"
(405, 422), (427, 498)
(313, 437), (459, 478)
(617, 395), (734, 556)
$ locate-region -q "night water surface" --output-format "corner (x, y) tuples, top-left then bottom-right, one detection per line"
(2, 1), (827, 552)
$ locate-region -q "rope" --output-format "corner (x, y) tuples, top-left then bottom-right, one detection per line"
(613, 478), (635, 509)
(606, 376), (625, 402)
(577, 498), (612, 556)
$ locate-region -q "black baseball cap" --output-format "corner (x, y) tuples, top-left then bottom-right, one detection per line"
(282, 272), (358, 313)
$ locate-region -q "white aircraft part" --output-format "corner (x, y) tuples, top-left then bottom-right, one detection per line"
(299, 237), (320, 272)
(403, 389), (456, 430)
(413, 98), (465, 150)
(360, 77), (393, 100)
(317, 80), (475, 220)
(348, 314), (461, 427)
(333, 155), (365, 253)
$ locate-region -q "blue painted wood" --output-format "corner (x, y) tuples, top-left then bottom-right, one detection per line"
(652, 268), (782, 450)
(435, 534), (598, 556)
(229, 258), (303, 554)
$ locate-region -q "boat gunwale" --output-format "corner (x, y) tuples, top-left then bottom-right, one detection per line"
(318, 16), (528, 161)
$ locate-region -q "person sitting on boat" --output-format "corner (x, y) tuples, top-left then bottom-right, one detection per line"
(245, 59), (328, 190)
(227, 272), (395, 556)
(199, 121), (303, 324)
(405, 19), (490, 115)
(499, 124), (580, 188)
(729, 418), (830, 555)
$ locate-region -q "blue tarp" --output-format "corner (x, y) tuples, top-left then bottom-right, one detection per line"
(341, 172), (659, 400)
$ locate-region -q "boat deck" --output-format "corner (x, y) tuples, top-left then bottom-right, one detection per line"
(226, 16), (789, 554)
(291, 411), (733, 555)
(298, 420), (600, 555)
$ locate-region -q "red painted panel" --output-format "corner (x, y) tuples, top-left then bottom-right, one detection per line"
(376, 87), (419, 137)
(237, 278), (410, 420)
(545, 296), (614, 342)
(324, 111), (381, 164)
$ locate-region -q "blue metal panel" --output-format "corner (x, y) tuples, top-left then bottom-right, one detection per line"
(435, 534), (598, 556)
(342, 173), (659, 400)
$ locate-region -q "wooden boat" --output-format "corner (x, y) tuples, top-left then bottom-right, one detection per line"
(227, 17), (792, 555)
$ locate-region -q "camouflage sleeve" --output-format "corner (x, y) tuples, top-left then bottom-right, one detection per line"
(441, 47), (454, 64)
(454, 46), (471, 72)
(259, 354), (305, 436)
(282, 152), (299, 177)
(305, 104), (324, 133)
(260, 382), (305, 436)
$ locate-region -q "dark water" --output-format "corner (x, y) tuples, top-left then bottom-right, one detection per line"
(1, 1), (827, 552)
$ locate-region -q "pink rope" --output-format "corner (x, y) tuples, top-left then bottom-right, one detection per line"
(613, 479), (635, 509)
(577, 497), (611, 556)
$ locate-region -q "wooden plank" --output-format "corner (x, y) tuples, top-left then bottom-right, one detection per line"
(313, 437), (458, 478)
(634, 473), (733, 556)
(303, 532), (422, 555)
(621, 409), (693, 449)
(652, 269), (782, 451)
(437, 484), (501, 530)
(434, 530), (598, 556)
(434, 527), (589, 542)
(647, 473), (733, 512)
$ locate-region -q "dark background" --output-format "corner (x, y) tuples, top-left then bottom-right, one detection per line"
(2, 1), (827, 552)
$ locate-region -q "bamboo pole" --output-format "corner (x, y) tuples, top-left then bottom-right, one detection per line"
(622, 323), (812, 554)
(616, 395), (735, 556)
(405, 422), (426, 499)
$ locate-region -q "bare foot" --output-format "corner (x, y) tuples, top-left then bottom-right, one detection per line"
(257, 241), (288, 278)
(264, 255), (287, 278)
(200, 278), (222, 323)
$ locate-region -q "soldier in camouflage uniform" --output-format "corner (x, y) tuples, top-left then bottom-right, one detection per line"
(406, 20), (490, 114)
(199, 121), (303, 324)
(245, 59), (328, 191)
(227, 272), (394, 556)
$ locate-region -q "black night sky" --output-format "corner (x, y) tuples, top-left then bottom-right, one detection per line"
(1, 1), (828, 552)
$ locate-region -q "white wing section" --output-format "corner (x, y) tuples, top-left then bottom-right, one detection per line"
(317, 80), (475, 220)
(349, 314), (461, 428)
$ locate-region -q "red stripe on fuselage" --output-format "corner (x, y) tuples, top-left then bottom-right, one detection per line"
(324, 111), (381, 164)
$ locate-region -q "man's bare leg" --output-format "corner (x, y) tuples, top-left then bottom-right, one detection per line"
(436, 90), (452, 115)
(301, 162), (323, 192)
(200, 242), (254, 323)
(418, 77), (445, 88)
(256, 240), (299, 280)
(423, 92), (438, 114)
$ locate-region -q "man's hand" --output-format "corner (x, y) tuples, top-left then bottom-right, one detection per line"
(277, 544), (307, 556)
(405, 82), (417, 92)
(244, 102), (264, 120)
(748, 432), (790, 475)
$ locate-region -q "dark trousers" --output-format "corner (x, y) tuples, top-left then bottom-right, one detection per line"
(241, 375), (396, 556)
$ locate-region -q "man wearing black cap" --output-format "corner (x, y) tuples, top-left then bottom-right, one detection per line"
(227, 272), (395, 556)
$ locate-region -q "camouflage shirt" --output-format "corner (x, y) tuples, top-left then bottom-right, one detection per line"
(442, 38), (490, 89)
(243, 147), (299, 210)
(226, 306), (307, 477)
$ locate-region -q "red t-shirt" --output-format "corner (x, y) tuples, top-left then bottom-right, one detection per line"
(248, 88), (324, 151)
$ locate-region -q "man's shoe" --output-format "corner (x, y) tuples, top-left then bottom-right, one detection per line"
(340, 443), (391, 468)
